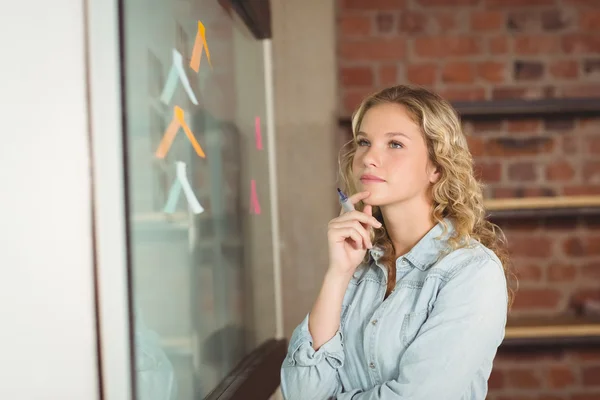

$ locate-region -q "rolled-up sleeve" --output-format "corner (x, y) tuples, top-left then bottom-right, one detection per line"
(336, 255), (508, 400)
(281, 314), (344, 400)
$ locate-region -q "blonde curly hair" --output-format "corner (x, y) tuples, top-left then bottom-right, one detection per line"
(339, 85), (514, 307)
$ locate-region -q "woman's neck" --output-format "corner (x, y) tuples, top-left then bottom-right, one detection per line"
(381, 197), (437, 258)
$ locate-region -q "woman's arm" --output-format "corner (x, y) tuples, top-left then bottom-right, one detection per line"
(280, 269), (352, 400)
(335, 255), (508, 400)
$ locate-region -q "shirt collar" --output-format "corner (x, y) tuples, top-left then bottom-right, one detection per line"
(369, 218), (454, 272)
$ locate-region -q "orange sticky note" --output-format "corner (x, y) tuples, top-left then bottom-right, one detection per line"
(249, 179), (261, 215)
(155, 106), (206, 159)
(190, 21), (212, 72)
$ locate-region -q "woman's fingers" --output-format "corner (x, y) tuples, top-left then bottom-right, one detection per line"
(347, 191), (371, 206)
(329, 220), (372, 248)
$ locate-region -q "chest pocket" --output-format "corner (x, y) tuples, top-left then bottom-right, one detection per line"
(400, 310), (429, 347)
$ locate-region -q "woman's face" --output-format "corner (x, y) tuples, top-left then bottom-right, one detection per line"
(352, 103), (439, 208)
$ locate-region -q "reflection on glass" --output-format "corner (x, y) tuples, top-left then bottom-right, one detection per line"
(122, 0), (276, 398)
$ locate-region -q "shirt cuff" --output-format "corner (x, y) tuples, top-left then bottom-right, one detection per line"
(286, 314), (345, 369)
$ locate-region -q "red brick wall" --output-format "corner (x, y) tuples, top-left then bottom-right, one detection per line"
(337, 0), (600, 398)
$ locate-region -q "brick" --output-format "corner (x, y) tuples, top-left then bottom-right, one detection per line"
(582, 366), (600, 386)
(466, 136), (484, 157)
(581, 262), (600, 281)
(442, 62), (475, 83)
(563, 35), (600, 54)
(565, 185), (600, 195)
(515, 35), (561, 55)
(511, 288), (562, 310)
(471, 11), (504, 31)
(523, 187), (556, 197)
(548, 263), (577, 282)
(549, 365), (577, 391)
(562, 135), (580, 154)
(339, 15), (372, 37)
(509, 236), (552, 257)
(571, 393), (600, 400)
(488, 368), (505, 389)
(584, 161), (600, 182)
(563, 84), (600, 98)
(474, 162), (502, 182)
(542, 10), (570, 31)
(433, 13), (456, 31)
(340, 39), (406, 62)
(418, 0), (480, 5)
(507, 368), (543, 389)
(413, 36), (481, 58)
(340, 66), (374, 87)
(487, 0), (554, 5)
(492, 86), (555, 100)
(507, 119), (541, 133)
(399, 11), (427, 34)
(585, 136), (600, 155)
(580, 10), (600, 31)
(342, 0), (407, 10)
(487, 137), (554, 157)
(471, 120), (504, 132)
(343, 89), (372, 115)
(507, 11), (538, 31)
(489, 36), (509, 54)
(546, 160), (576, 181)
(514, 61), (545, 80)
(515, 263), (543, 282)
(493, 188), (517, 198)
(544, 117), (575, 131)
(549, 60), (579, 79)
(378, 64), (398, 85)
(406, 64), (438, 85)
(563, 236), (600, 256)
(439, 87), (486, 101)
(508, 162), (537, 181)
(477, 62), (506, 83)
(584, 59), (600, 75)
(376, 12), (395, 34)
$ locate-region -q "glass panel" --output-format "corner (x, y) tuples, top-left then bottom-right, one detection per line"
(120, 1), (276, 398)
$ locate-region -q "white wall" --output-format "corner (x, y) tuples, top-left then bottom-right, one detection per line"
(0, 2), (100, 399)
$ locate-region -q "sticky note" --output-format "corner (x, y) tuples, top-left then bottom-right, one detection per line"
(160, 49), (198, 105)
(163, 161), (204, 214)
(190, 21), (212, 73)
(249, 179), (261, 215)
(255, 116), (263, 150)
(155, 106), (206, 159)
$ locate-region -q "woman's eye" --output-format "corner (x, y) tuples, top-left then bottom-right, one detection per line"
(357, 139), (369, 146)
(390, 141), (404, 149)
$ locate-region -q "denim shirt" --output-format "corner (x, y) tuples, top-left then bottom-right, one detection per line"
(281, 219), (508, 400)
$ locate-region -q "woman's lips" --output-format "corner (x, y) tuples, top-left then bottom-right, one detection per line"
(360, 174), (385, 183)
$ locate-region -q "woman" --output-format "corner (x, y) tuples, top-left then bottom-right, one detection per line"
(281, 85), (513, 400)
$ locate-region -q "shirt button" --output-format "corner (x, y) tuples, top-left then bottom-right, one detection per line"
(371, 319), (378, 325)
(401, 258), (407, 264)
(369, 362), (376, 369)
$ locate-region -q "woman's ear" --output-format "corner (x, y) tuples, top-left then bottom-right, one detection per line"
(428, 164), (441, 184)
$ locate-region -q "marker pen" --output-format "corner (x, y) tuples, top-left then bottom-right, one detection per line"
(337, 188), (355, 213)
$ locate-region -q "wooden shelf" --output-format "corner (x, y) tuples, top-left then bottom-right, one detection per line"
(502, 315), (600, 348)
(338, 98), (600, 125)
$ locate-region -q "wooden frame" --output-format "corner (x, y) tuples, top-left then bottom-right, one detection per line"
(219, 0), (272, 39)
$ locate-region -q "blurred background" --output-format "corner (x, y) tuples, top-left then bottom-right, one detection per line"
(2, 0), (599, 399)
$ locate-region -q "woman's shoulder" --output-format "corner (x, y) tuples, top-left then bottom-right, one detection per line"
(432, 240), (504, 282)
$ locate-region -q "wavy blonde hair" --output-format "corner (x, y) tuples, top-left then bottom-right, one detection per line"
(339, 85), (514, 308)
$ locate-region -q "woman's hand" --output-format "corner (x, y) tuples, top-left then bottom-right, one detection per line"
(327, 191), (382, 276)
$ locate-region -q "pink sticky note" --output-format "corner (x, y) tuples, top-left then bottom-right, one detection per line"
(250, 179), (261, 215)
(255, 116), (263, 150)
